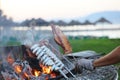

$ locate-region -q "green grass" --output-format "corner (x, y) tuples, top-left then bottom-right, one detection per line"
(68, 38), (120, 80)
(69, 38), (120, 54)
(0, 41), (21, 47)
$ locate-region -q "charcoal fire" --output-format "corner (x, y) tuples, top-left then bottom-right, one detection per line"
(0, 25), (118, 80)
(1, 57), (58, 80)
(30, 42), (76, 79)
(32, 69), (41, 77)
(0, 42), (75, 80)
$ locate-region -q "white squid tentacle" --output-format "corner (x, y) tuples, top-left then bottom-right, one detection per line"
(31, 44), (39, 50)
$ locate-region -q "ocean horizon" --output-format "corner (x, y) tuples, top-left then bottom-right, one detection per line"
(0, 24), (120, 39)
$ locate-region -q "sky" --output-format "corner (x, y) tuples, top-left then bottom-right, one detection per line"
(1, 0), (120, 22)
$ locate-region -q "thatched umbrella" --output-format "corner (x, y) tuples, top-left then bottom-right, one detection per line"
(94, 17), (112, 25)
(83, 20), (93, 25)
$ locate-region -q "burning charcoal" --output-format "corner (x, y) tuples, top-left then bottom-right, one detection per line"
(12, 60), (33, 79)
(30, 44), (76, 79)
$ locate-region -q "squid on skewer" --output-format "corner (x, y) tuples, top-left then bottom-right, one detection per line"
(31, 44), (64, 70)
(30, 44), (69, 79)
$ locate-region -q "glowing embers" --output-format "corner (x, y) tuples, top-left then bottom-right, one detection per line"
(2, 54), (57, 80)
(13, 65), (22, 74)
(40, 64), (52, 74)
(32, 69), (41, 77)
(40, 64), (57, 79)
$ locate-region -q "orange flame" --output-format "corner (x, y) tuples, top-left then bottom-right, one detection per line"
(33, 69), (41, 77)
(43, 66), (52, 74)
(7, 57), (57, 79)
(14, 65), (22, 74)
(24, 72), (29, 78)
(39, 64), (57, 79)
(40, 64), (52, 74)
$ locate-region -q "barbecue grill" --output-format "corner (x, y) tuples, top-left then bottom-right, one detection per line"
(0, 45), (118, 80)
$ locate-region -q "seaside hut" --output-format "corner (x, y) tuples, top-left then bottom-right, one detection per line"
(94, 17), (112, 25)
(82, 20), (93, 25)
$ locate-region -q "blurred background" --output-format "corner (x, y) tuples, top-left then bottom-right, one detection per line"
(0, 0), (120, 51)
(0, 0), (120, 79)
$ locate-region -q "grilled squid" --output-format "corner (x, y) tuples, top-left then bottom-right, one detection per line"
(31, 44), (64, 71)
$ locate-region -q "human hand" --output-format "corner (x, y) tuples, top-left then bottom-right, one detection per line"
(76, 58), (95, 72)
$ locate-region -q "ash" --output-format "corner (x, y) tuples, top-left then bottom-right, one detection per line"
(60, 66), (117, 80)
(69, 66), (116, 80)
(61, 57), (118, 80)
